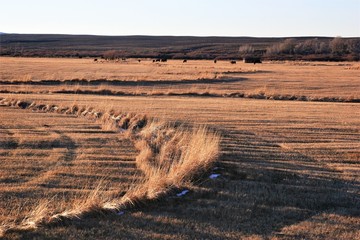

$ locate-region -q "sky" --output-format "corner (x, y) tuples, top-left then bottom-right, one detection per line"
(1, 0), (359, 37)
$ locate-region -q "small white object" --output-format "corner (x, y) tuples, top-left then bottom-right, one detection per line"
(213, 167), (223, 170)
(111, 115), (121, 121)
(176, 189), (189, 197)
(117, 211), (125, 216)
(209, 174), (221, 179)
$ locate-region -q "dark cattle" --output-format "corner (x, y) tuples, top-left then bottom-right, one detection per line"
(183, 60), (187, 63)
(155, 59), (161, 62)
(138, 59), (141, 62)
(214, 60), (217, 63)
(122, 58), (126, 61)
(94, 59), (98, 62)
(243, 57), (262, 64)
(230, 60), (236, 64)
(254, 59), (262, 64)
(161, 59), (167, 62)
(153, 59), (156, 62)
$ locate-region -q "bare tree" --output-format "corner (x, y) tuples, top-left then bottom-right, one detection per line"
(239, 44), (254, 54)
(330, 37), (348, 55)
(103, 50), (120, 60)
(266, 38), (296, 56)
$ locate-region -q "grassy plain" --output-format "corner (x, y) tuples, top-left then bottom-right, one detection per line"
(0, 57), (359, 99)
(0, 57), (359, 239)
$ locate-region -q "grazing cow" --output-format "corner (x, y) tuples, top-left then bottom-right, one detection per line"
(138, 59), (141, 63)
(94, 58), (98, 62)
(254, 59), (262, 64)
(214, 60), (217, 63)
(243, 57), (262, 64)
(153, 59), (156, 62)
(155, 59), (161, 62)
(161, 59), (167, 62)
(230, 60), (236, 64)
(122, 58), (126, 61)
(183, 59), (187, 63)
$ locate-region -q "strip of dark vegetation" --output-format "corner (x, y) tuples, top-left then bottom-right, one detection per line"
(1, 89), (358, 103)
(0, 77), (244, 86)
(1, 34), (359, 61)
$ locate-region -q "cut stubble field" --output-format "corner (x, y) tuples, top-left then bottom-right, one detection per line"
(0, 58), (359, 239)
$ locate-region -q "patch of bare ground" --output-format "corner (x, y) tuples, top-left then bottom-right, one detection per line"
(0, 93), (358, 239)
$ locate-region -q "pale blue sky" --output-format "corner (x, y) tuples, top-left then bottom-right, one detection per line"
(1, 0), (359, 37)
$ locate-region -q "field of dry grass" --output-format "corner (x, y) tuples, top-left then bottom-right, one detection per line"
(0, 96), (220, 238)
(1, 57), (359, 100)
(0, 58), (359, 239)
(0, 105), (138, 225)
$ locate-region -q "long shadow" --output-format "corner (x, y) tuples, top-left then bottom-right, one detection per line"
(13, 128), (360, 239)
(52, 130), (77, 162)
(204, 129), (359, 236)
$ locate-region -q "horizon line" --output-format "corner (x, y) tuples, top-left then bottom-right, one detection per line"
(1, 32), (359, 39)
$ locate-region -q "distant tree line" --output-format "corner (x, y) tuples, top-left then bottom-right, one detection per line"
(1, 35), (359, 61)
(239, 37), (360, 61)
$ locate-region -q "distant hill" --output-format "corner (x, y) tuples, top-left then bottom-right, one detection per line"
(0, 34), (358, 61)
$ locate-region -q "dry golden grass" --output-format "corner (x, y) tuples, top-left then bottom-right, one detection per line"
(0, 104), (137, 235)
(0, 92), (358, 239)
(0, 57), (359, 239)
(0, 57), (359, 100)
(132, 123), (220, 198)
(0, 57), (232, 81)
(0, 98), (220, 237)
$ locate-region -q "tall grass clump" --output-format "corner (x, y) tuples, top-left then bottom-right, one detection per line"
(128, 120), (221, 199)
